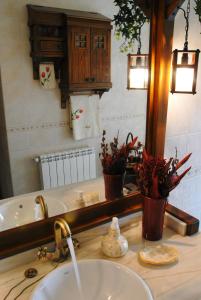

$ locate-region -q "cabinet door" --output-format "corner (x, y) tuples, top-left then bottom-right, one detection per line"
(91, 28), (111, 83)
(68, 26), (90, 84)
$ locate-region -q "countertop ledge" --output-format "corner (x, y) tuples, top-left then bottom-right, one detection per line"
(1, 214), (201, 300)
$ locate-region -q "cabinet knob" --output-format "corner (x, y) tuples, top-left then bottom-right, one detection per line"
(85, 77), (95, 82)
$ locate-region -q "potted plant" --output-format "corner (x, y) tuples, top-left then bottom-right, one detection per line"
(137, 149), (191, 241)
(99, 130), (138, 200)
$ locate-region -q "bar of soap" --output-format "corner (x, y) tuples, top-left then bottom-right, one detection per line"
(139, 244), (179, 265)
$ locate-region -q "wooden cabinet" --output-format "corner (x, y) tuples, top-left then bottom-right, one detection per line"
(30, 26), (65, 57)
(68, 24), (111, 89)
(27, 5), (112, 108)
(68, 26), (91, 85)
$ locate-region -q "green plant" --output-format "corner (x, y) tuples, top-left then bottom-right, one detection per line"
(195, 0), (201, 23)
(113, 0), (148, 52)
(114, 0), (201, 52)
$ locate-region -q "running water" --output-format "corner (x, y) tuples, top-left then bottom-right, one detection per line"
(67, 236), (83, 300)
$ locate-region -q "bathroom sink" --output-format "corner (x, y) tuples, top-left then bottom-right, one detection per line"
(0, 196), (67, 231)
(30, 259), (153, 300)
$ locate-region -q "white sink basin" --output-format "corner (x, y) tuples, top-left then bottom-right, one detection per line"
(30, 259), (153, 300)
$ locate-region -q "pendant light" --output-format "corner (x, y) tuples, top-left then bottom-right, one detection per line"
(171, 0), (200, 94)
(127, 28), (149, 90)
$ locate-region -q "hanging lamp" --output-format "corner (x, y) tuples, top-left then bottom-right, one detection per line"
(171, 0), (200, 94)
(127, 28), (149, 90)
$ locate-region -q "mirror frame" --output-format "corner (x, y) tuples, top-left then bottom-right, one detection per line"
(0, 0), (199, 259)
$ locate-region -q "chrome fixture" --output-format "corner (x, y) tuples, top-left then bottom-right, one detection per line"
(35, 195), (48, 219)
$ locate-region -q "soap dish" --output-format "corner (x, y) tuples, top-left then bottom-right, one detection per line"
(139, 244), (179, 265)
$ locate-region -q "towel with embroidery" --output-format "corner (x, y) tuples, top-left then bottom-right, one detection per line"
(69, 95), (100, 140)
(39, 63), (56, 89)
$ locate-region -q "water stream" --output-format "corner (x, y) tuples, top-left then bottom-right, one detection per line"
(67, 237), (84, 299)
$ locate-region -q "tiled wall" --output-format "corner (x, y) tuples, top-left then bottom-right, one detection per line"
(0, 0), (149, 195)
(165, 4), (201, 221)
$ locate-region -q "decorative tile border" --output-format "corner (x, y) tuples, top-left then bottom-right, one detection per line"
(7, 121), (69, 133)
(6, 114), (145, 133)
(102, 113), (145, 122)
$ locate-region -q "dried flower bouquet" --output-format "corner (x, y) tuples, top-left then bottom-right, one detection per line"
(99, 130), (138, 175)
(137, 149), (192, 199)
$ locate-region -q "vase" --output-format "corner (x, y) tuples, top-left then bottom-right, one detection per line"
(142, 196), (167, 241)
(103, 173), (124, 200)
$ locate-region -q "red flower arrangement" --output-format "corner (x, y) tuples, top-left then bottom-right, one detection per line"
(137, 149), (191, 199)
(99, 130), (138, 175)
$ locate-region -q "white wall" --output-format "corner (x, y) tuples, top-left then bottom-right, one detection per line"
(0, 0), (149, 195)
(165, 3), (201, 220)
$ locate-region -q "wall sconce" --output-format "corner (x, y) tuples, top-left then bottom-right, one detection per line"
(127, 52), (149, 90)
(171, 0), (200, 94)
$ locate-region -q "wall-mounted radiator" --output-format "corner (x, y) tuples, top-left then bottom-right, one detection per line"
(35, 148), (96, 189)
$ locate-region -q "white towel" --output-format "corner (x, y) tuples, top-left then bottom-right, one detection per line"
(69, 95), (100, 140)
(39, 63), (56, 89)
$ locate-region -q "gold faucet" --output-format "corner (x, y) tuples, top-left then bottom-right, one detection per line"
(54, 218), (72, 259)
(35, 195), (48, 219)
(37, 218), (79, 262)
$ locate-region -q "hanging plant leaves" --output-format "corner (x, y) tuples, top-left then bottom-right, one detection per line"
(113, 0), (149, 52)
(194, 0), (201, 25)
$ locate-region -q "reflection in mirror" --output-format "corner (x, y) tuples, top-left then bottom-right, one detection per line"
(0, 1), (149, 233)
(0, 178), (106, 232)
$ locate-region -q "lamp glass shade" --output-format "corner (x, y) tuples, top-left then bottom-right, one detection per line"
(129, 68), (148, 89)
(175, 67), (194, 92)
(171, 49), (200, 94)
(128, 54), (149, 90)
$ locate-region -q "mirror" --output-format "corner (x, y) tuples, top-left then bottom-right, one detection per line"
(0, 2), (150, 233)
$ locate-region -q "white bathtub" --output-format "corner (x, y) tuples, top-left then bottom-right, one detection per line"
(0, 195), (67, 231)
(0, 177), (104, 232)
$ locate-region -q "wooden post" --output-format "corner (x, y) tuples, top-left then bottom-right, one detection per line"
(145, 0), (175, 157)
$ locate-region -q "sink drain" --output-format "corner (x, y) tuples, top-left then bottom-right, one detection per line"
(24, 268), (38, 278)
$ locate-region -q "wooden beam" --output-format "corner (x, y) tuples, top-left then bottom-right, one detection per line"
(166, 0), (186, 19)
(146, 0), (175, 157)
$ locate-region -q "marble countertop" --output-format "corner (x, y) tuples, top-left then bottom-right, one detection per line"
(1, 215), (201, 300)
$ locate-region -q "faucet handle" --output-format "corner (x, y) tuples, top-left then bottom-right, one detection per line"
(37, 247), (49, 261)
(37, 246), (63, 262)
(37, 237), (80, 263)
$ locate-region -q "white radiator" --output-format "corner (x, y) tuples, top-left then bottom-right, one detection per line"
(35, 148), (96, 189)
